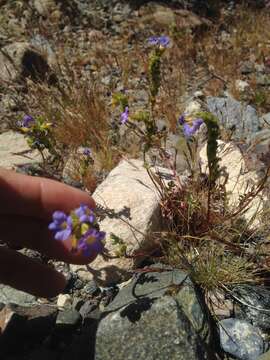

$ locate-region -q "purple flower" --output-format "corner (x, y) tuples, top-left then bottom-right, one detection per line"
(48, 211), (73, 241)
(83, 147), (91, 156)
(74, 204), (95, 224)
(178, 115), (204, 138)
(183, 118), (204, 138)
(120, 106), (129, 125)
(159, 36), (170, 48)
(178, 115), (185, 125)
(183, 123), (194, 138)
(22, 115), (35, 128)
(148, 36), (159, 46)
(148, 36), (170, 48)
(78, 228), (105, 256)
(192, 118), (204, 131)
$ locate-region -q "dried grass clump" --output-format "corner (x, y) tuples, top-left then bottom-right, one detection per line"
(167, 240), (258, 293)
(153, 161), (270, 294)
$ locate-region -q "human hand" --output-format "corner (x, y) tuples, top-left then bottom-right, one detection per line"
(0, 168), (96, 298)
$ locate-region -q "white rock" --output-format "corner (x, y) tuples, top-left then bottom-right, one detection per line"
(254, 63), (265, 73)
(0, 131), (42, 170)
(184, 100), (202, 116)
(220, 30), (231, 43)
(153, 6), (175, 27)
(248, 129), (270, 156)
(34, 0), (57, 17)
(139, 4), (209, 30)
(235, 79), (249, 92)
(200, 141), (264, 227)
(70, 159), (167, 286)
(193, 90), (205, 99)
(57, 294), (72, 309)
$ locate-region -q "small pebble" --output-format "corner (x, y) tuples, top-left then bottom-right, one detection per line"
(74, 278), (84, 290)
(57, 294), (72, 309)
(72, 297), (85, 311)
(79, 300), (98, 319)
(56, 309), (81, 327)
(83, 280), (100, 296)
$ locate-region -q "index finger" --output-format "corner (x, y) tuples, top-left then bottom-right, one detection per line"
(0, 168), (95, 220)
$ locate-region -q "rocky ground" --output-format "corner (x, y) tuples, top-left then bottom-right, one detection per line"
(1, 1), (270, 359)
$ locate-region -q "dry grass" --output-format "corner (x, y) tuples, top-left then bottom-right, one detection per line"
(151, 3), (270, 114)
(200, 4), (270, 111)
(149, 158), (270, 294)
(24, 66), (121, 174)
(166, 239), (259, 292)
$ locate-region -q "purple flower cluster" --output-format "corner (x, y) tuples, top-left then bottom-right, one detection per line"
(22, 115), (35, 128)
(148, 36), (170, 48)
(120, 106), (129, 124)
(82, 147), (91, 156)
(178, 115), (204, 138)
(49, 204), (105, 257)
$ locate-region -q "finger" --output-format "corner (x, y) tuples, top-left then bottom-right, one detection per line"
(0, 168), (95, 220)
(0, 247), (66, 297)
(0, 215), (99, 265)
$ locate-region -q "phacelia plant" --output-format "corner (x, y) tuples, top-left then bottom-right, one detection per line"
(178, 115), (204, 139)
(109, 35), (270, 296)
(77, 147), (94, 179)
(197, 112), (220, 189)
(20, 114), (58, 163)
(112, 36), (171, 161)
(148, 36), (170, 107)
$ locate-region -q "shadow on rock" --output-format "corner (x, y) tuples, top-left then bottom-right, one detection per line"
(120, 297), (156, 323)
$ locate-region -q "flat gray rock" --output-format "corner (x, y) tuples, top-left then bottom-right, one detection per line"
(56, 309), (81, 327)
(95, 268), (215, 360)
(0, 284), (36, 306)
(219, 318), (268, 360)
(104, 267), (189, 312)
